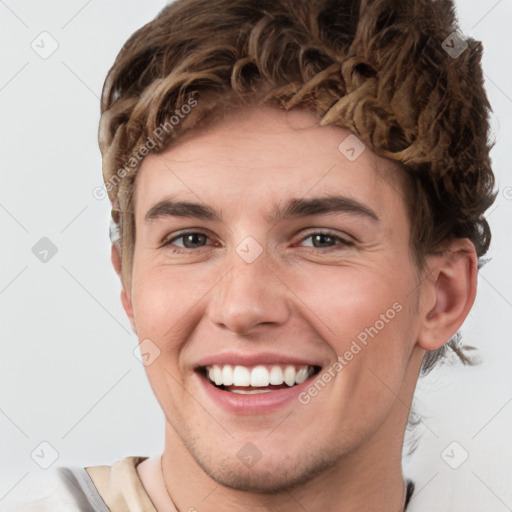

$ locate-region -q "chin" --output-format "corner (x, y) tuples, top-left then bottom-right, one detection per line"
(189, 444), (343, 494)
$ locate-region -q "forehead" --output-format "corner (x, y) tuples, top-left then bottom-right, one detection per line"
(133, 106), (406, 221)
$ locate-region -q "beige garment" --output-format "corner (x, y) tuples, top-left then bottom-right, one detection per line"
(86, 456), (157, 512)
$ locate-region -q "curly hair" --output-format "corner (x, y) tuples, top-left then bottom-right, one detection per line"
(98, 0), (496, 372)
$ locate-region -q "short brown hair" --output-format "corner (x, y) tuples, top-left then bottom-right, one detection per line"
(98, 0), (496, 370)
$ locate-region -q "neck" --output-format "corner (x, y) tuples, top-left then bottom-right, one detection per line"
(158, 348), (424, 512)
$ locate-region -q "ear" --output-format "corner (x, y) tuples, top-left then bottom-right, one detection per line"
(111, 243), (137, 335)
(417, 238), (477, 351)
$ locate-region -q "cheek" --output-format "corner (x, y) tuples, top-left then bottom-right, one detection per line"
(130, 260), (217, 362)
(289, 262), (411, 336)
(292, 262), (417, 396)
(130, 266), (186, 345)
(129, 267), (199, 407)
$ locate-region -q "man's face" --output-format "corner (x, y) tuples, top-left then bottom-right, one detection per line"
(126, 106), (425, 491)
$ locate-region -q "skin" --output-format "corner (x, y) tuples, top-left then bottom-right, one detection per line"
(111, 106), (477, 512)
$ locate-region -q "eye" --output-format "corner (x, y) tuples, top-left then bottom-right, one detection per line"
(299, 231), (354, 250)
(161, 230), (353, 252)
(162, 231), (213, 250)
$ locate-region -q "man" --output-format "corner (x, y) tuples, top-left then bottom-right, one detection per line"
(2, 0), (496, 510)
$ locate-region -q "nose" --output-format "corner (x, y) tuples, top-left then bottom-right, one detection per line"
(206, 248), (291, 336)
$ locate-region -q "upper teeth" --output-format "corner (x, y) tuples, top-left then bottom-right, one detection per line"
(206, 364), (314, 387)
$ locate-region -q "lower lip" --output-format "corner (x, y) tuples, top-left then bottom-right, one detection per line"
(196, 371), (318, 415)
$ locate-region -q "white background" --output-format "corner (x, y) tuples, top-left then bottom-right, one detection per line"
(0, 1), (511, 510)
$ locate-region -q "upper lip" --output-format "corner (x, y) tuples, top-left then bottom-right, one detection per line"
(194, 351), (324, 369)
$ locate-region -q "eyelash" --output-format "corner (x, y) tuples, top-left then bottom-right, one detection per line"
(161, 230), (354, 252)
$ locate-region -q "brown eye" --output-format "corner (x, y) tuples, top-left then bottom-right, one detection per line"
(164, 231), (211, 250)
(309, 233), (337, 248)
(300, 231), (353, 250)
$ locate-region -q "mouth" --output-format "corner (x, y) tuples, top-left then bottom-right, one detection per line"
(199, 363), (322, 394)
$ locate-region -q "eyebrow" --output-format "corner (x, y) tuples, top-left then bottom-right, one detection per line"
(144, 195), (379, 224)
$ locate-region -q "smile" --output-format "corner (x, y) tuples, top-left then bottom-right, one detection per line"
(202, 364), (320, 394)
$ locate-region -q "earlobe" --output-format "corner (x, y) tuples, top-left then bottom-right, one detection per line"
(417, 239), (477, 351)
(111, 244), (138, 334)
